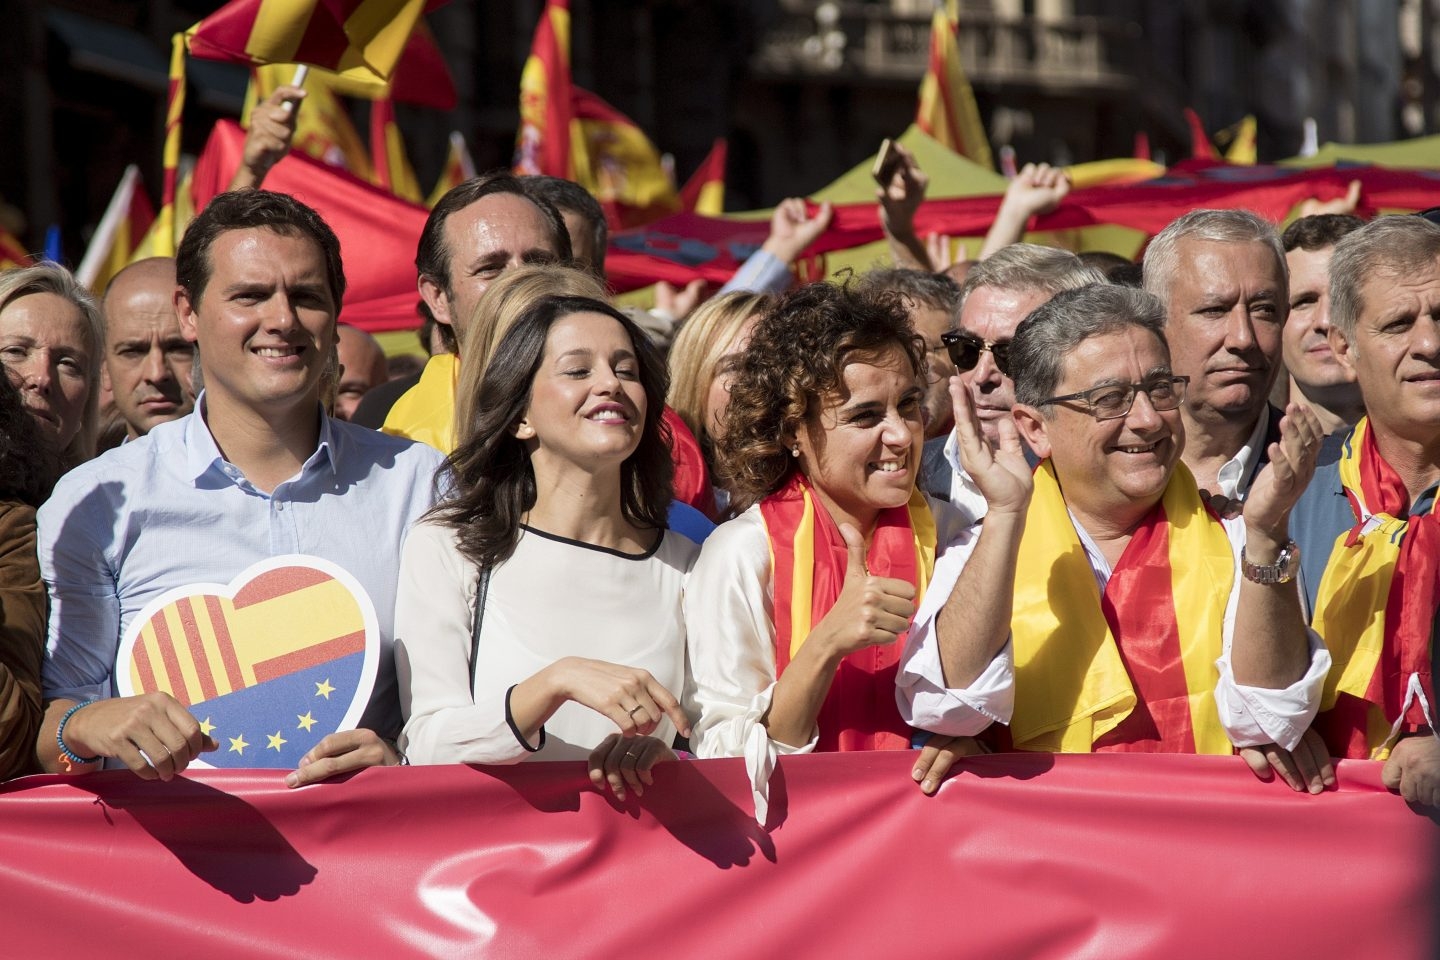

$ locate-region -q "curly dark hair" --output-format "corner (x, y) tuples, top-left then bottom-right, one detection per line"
(429, 295), (673, 569)
(716, 281), (924, 513)
(0, 373), (59, 506)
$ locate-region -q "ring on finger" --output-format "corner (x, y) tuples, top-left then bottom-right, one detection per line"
(626, 704), (644, 717)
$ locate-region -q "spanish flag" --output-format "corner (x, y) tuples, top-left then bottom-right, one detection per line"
(514, 0), (573, 180)
(680, 139), (727, 216)
(571, 87), (680, 229)
(915, 2), (993, 170)
(75, 165), (155, 294)
(427, 131), (476, 208)
(369, 94), (423, 204)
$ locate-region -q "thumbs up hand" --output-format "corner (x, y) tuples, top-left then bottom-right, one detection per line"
(807, 523), (918, 659)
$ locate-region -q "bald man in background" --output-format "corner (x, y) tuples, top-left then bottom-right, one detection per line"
(334, 324), (389, 421)
(101, 258), (195, 438)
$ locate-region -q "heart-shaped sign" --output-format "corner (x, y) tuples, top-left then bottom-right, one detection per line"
(116, 555), (380, 770)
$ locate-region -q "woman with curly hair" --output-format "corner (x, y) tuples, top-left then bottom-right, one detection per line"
(684, 281), (1018, 809)
(0, 264), (104, 470)
(0, 372), (60, 778)
(396, 294), (695, 800)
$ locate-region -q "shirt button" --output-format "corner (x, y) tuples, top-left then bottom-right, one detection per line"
(276, 502), (285, 512)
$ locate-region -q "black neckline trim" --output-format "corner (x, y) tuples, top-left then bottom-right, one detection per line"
(519, 524), (663, 561)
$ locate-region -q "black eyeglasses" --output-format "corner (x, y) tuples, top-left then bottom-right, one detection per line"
(941, 330), (1011, 375)
(1037, 376), (1190, 421)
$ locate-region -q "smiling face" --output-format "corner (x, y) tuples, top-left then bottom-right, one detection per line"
(795, 344), (925, 535)
(516, 310), (648, 472)
(1284, 244), (1357, 400)
(0, 291), (93, 448)
(957, 285), (1047, 443)
(1015, 325), (1183, 533)
(421, 193), (563, 341)
(176, 228), (336, 418)
(1332, 258), (1440, 447)
(1163, 238), (1284, 427)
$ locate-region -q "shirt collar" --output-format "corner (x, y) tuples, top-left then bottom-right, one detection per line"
(1214, 406), (1270, 500)
(183, 392), (337, 486)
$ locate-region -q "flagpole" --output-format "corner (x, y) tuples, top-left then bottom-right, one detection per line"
(281, 64), (310, 117)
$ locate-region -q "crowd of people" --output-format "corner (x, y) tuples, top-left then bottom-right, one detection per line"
(0, 84), (1435, 819)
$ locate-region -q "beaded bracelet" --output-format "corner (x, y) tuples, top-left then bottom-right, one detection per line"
(56, 700), (102, 771)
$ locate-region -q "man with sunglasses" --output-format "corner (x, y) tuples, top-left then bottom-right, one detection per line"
(900, 284), (1332, 793)
(925, 244), (1104, 515)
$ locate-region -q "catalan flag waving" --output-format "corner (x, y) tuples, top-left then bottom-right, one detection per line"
(428, 131), (476, 208)
(75, 165), (156, 294)
(370, 94), (424, 205)
(915, 2), (993, 170)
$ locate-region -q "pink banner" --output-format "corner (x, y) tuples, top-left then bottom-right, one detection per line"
(0, 752), (1432, 957)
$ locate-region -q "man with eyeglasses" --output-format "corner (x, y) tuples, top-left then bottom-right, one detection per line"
(925, 244), (1104, 515)
(899, 284), (1333, 793)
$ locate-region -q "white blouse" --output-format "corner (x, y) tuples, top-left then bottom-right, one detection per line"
(396, 520), (697, 765)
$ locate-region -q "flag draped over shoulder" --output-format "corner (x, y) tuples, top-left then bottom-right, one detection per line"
(680, 139), (727, 215)
(514, 0), (573, 178)
(915, 5), (993, 169)
(76, 165), (155, 293)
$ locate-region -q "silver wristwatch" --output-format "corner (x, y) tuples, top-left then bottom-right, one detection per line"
(1241, 540), (1300, 585)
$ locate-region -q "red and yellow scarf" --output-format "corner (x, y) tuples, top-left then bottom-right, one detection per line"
(1312, 418), (1438, 759)
(1008, 461), (1235, 754)
(760, 474), (937, 752)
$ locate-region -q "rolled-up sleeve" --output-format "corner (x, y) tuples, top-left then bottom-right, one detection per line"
(896, 524), (1014, 735)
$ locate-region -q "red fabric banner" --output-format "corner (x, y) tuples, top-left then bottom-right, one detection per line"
(0, 752), (1431, 958)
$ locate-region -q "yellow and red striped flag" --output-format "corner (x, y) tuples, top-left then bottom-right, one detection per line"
(185, 0), (429, 93)
(679, 139), (727, 216)
(76, 165), (156, 294)
(427, 131), (476, 208)
(369, 95), (423, 204)
(1184, 108), (1218, 161)
(0, 226), (30, 270)
(915, 3), (993, 170)
(514, 0), (573, 179)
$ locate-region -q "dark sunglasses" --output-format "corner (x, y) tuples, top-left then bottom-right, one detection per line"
(941, 330), (1011, 376)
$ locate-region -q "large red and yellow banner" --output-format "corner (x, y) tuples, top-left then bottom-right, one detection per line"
(0, 752), (1432, 957)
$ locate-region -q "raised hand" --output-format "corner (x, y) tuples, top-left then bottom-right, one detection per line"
(762, 198), (834, 265)
(809, 523), (917, 660)
(230, 85), (305, 190)
(1003, 162), (1071, 220)
(654, 278), (708, 321)
(1243, 402), (1323, 541)
(951, 376), (1032, 516)
(876, 141), (929, 237)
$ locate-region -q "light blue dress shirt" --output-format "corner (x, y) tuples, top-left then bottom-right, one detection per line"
(39, 402), (447, 740)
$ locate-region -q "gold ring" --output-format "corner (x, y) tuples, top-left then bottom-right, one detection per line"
(627, 705), (644, 716)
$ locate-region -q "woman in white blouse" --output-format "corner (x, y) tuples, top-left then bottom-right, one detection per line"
(684, 282), (1008, 813)
(396, 295), (695, 801)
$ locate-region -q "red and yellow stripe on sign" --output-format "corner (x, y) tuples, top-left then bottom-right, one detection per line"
(127, 567), (366, 707)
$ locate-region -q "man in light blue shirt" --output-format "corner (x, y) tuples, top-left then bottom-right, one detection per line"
(37, 190), (445, 786)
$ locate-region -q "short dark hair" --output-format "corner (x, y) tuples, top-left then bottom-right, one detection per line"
(1281, 214), (1366, 253)
(416, 171), (572, 296)
(430, 295), (672, 568)
(523, 175), (607, 274)
(856, 268), (960, 315)
(176, 190), (345, 311)
(1011, 284), (1169, 411)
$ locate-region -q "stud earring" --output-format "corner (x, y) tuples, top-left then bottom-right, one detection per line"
(791, 446), (801, 458)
